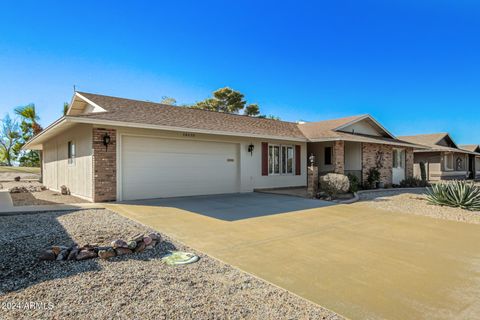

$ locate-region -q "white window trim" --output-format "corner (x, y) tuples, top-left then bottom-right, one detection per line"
(68, 140), (76, 166)
(268, 144), (295, 176)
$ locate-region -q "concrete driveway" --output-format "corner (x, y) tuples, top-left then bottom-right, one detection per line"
(107, 193), (480, 320)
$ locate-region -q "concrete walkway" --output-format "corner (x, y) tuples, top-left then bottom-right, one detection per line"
(107, 193), (480, 320)
(0, 190), (14, 210)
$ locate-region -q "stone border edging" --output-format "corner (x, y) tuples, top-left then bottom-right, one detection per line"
(356, 187), (428, 194)
(0, 206), (106, 216)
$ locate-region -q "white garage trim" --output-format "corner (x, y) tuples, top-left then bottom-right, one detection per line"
(117, 133), (241, 201)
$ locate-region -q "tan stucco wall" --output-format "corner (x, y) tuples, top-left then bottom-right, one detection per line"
(307, 141), (334, 173)
(413, 152), (469, 181)
(42, 124), (93, 200)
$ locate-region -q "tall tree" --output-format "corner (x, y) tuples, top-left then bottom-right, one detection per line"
(160, 96), (177, 105)
(244, 104), (260, 116)
(0, 114), (21, 166)
(191, 87), (247, 114)
(63, 102), (69, 115)
(14, 104), (43, 167)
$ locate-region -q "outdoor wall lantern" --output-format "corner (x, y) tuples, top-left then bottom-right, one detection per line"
(309, 153), (315, 167)
(248, 143), (254, 156)
(103, 133), (111, 151)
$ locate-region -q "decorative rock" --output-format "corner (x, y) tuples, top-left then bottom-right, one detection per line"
(98, 248), (116, 260)
(67, 249), (79, 260)
(39, 250), (56, 261)
(51, 245), (68, 255)
(148, 232), (161, 241)
(60, 185), (70, 195)
(143, 236), (152, 246)
(134, 241), (145, 253)
(129, 233), (144, 242)
(127, 240), (137, 250)
(14, 176), (21, 182)
(56, 249), (69, 261)
(150, 240), (157, 247)
(76, 249), (98, 260)
(145, 245), (154, 250)
(111, 239), (128, 249)
(115, 248), (132, 256)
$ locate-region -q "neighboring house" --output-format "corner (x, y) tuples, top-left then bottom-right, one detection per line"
(25, 92), (420, 202)
(298, 115), (419, 186)
(399, 133), (477, 181)
(459, 145), (480, 179)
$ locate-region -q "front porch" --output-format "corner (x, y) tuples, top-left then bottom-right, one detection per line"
(307, 140), (414, 187)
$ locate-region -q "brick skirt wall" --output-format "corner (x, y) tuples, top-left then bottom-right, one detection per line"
(92, 128), (117, 202)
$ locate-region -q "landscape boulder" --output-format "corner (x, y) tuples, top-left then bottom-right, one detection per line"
(39, 250), (56, 261)
(98, 248), (116, 260)
(76, 249), (98, 260)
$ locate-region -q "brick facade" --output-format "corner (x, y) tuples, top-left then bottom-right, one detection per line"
(406, 148), (414, 178)
(361, 143), (415, 186)
(332, 141), (344, 174)
(92, 128), (117, 202)
(307, 165), (318, 198)
(362, 143), (393, 185)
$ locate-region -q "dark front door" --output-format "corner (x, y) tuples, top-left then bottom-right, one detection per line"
(468, 155), (475, 179)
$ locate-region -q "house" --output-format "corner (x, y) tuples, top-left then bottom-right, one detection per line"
(298, 115), (420, 186)
(459, 145), (480, 179)
(399, 133), (478, 181)
(24, 92), (419, 202)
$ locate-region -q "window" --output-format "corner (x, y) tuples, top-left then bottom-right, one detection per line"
(444, 153), (453, 171)
(269, 144), (294, 175)
(68, 141), (76, 165)
(324, 147), (332, 165)
(393, 149), (405, 168)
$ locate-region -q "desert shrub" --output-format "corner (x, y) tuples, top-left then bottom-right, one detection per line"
(347, 173), (360, 193)
(426, 180), (480, 211)
(319, 173), (350, 197)
(399, 177), (429, 188)
(365, 167), (380, 189)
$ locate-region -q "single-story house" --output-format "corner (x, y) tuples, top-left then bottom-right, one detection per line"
(399, 133), (478, 181)
(459, 145), (480, 179)
(298, 115), (420, 186)
(25, 92), (420, 202)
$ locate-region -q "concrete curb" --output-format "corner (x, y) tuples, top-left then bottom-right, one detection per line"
(0, 203), (106, 216)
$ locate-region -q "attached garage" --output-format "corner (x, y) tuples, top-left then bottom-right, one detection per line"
(121, 135), (240, 200)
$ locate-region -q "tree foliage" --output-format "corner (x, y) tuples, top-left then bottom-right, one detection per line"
(0, 114), (21, 166)
(14, 103), (43, 167)
(160, 96), (177, 105)
(191, 87), (270, 117)
(63, 102), (69, 115)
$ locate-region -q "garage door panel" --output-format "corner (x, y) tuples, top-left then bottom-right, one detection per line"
(122, 136), (239, 200)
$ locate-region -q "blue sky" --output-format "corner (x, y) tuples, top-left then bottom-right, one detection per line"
(0, 1), (479, 143)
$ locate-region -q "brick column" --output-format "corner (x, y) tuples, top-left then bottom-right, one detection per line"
(333, 141), (345, 174)
(307, 166), (318, 198)
(362, 143), (393, 186)
(92, 128), (117, 202)
(406, 148), (414, 178)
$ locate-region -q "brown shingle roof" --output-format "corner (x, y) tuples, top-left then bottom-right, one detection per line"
(399, 133), (474, 154)
(297, 115), (365, 139)
(74, 92), (306, 140)
(460, 144), (480, 153)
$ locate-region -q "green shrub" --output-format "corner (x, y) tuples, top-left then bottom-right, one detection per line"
(426, 180), (480, 211)
(347, 173), (360, 193)
(399, 177), (429, 188)
(366, 167), (380, 189)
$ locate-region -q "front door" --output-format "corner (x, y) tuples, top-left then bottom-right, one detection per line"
(392, 148), (406, 185)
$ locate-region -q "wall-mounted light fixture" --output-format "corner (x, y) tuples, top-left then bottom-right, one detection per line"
(309, 153), (315, 167)
(103, 133), (111, 151)
(248, 143), (254, 156)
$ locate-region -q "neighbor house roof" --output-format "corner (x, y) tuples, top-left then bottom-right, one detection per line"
(399, 133), (474, 154)
(460, 144), (480, 153)
(297, 114), (421, 148)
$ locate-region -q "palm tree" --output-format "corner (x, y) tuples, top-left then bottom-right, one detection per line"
(15, 103), (42, 135)
(63, 102), (69, 115)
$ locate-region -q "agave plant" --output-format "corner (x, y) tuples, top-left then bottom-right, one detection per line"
(426, 180), (480, 211)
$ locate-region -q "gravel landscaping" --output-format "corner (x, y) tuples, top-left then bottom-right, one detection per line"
(0, 209), (341, 319)
(1, 181), (86, 206)
(358, 189), (480, 224)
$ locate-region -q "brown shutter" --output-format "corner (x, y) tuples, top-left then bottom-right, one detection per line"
(295, 145), (301, 175)
(262, 142), (268, 176)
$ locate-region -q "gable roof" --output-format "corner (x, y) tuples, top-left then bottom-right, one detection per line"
(460, 144), (480, 153)
(23, 91), (425, 150)
(399, 133), (474, 154)
(71, 92), (306, 140)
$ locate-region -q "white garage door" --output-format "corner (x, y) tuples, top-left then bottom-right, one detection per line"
(121, 136), (239, 200)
